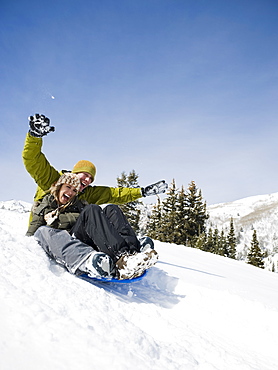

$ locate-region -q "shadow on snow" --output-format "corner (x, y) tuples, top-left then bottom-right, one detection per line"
(80, 267), (185, 309)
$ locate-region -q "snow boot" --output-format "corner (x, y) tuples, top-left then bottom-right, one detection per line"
(79, 251), (115, 278)
(116, 248), (159, 280)
(139, 236), (154, 252)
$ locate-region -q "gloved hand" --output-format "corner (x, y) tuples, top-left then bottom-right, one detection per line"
(141, 180), (168, 197)
(28, 114), (55, 137)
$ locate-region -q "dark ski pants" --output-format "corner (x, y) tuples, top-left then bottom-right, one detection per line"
(70, 204), (141, 262)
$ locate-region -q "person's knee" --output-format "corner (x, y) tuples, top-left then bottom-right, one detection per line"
(34, 225), (52, 239)
(105, 204), (118, 212)
(35, 226), (71, 243)
(84, 204), (102, 214)
(103, 204), (120, 217)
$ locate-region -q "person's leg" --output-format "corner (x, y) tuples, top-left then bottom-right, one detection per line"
(34, 226), (114, 277)
(71, 204), (130, 262)
(69, 205), (157, 279)
(104, 205), (155, 253)
(103, 205), (140, 253)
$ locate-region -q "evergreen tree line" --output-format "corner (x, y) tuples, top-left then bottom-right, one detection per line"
(204, 221), (265, 269)
(117, 171), (266, 270)
(146, 179), (209, 246)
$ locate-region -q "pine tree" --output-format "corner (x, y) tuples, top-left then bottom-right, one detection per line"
(218, 230), (228, 256)
(184, 181), (209, 243)
(175, 185), (188, 245)
(192, 232), (207, 250)
(147, 179), (209, 247)
(247, 230), (264, 269)
(160, 179), (179, 243)
(227, 218), (237, 259)
(203, 228), (214, 252)
(212, 228), (220, 254)
(146, 197), (163, 240)
(116, 170), (143, 234)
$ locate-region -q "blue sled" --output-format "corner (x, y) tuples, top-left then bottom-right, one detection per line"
(79, 269), (147, 284)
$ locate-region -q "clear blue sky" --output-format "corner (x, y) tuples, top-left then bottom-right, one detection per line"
(1, 0), (278, 205)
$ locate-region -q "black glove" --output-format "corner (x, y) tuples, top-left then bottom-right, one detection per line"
(141, 180), (168, 197)
(28, 114), (55, 137)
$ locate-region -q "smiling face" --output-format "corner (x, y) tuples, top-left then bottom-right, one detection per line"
(76, 172), (93, 192)
(58, 183), (78, 205)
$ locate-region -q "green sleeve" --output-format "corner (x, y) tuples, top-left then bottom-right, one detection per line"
(79, 186), (143, 205)
(22, 133), (60, 200)
(23, 133), (143, 210)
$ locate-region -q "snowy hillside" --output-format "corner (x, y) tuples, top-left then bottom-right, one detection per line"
(1, 199), (278, 370)
(207, 192), (278, 268)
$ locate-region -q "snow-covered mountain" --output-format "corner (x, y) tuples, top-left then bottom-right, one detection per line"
(207, 192), (278, 270)
(1, 198), (278, 370)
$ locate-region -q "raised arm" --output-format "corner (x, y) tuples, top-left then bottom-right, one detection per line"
(22, 114), (60, 194)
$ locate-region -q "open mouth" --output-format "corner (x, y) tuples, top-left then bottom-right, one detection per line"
(80, 181), (87, 189)
(61, 193), (71, 202)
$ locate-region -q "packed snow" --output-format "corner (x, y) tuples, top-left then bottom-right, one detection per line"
(1, 199), (278, 370)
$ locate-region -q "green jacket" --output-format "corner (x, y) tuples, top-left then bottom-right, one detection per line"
(22, 133), (142, 221)
(26, 194), (87, 236)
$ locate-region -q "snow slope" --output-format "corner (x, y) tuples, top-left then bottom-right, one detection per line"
(1, 200), (278, 370)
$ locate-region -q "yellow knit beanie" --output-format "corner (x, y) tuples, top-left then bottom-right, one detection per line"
(72, 160), (96, 181)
